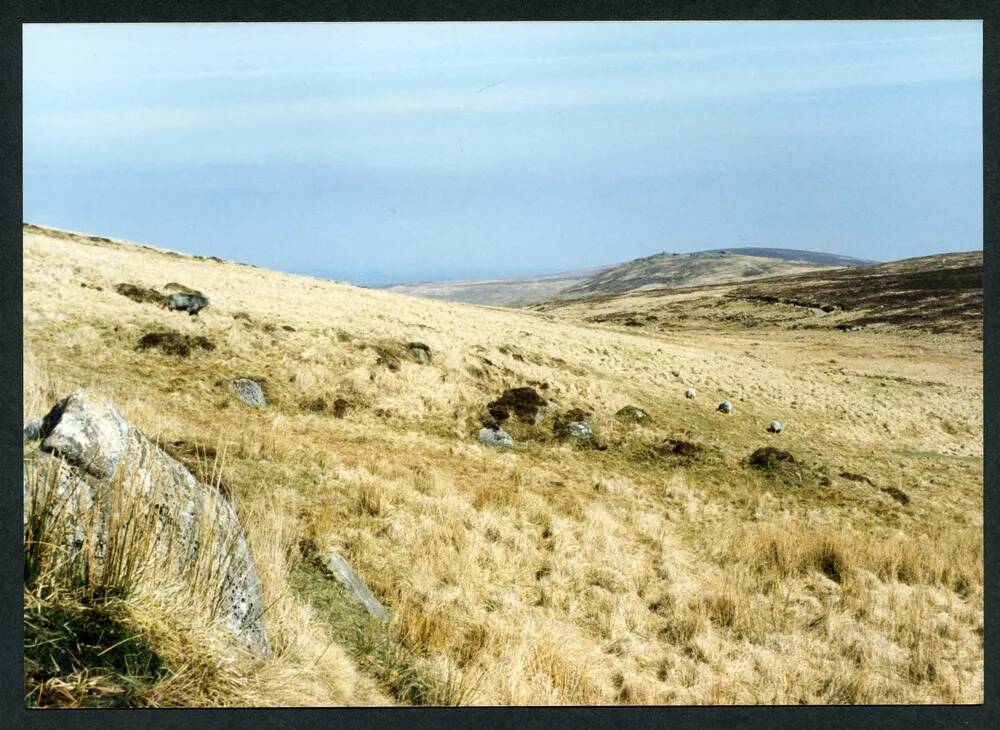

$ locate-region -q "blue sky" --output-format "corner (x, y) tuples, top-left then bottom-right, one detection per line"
(23, 21), (982, 285)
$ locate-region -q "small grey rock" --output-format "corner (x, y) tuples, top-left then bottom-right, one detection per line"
(685, 388), (696, 399)
(23, 418), (43, 441)
(565, 421), (594, 439)
(478, 426), (514, 448)
(718, 400), (732, 414)
(408, 346), (430, 364)
(767, 420), (784, 433)
(233, 378), (266, 407)
(319, 550), (390, 621)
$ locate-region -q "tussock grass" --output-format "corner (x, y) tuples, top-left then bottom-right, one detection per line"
(22, 225), (983, 704)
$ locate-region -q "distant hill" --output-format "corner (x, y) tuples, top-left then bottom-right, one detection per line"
(535, 250), (981, 337)
(553, 249), (857, 300)
(699, 247), (878, 268)
(383, 247), (875, 307)
(383, 264), (615, 307)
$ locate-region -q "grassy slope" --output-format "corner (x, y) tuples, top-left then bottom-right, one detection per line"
(23, 225), (983, 705)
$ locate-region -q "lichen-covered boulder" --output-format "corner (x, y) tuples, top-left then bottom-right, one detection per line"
(478, 426), (514, 449)
(30, 389), (271, 658)
(718, 400), (732, 414)
(565, 421), (594, 440)
(684, 388), (696, 399)
(767, 420), (784, 433)
(319, 550), (390, 620)
(233, 378), (266, 407)
(166, 291), (209, 316)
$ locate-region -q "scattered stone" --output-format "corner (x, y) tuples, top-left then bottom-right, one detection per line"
(23, 418), (43, 441)
(27, 390), (271, 657)
(232, 378), (267, 407)
(684, 388), (696, 399)
(408, 342), (432, 364)
(281, 324), (296, 332)
(565, 421), (594, 440)
(767, 420), (784, 433)
(166, 291), (209, 316)
(478, 426), (514, 449)
(718, 400), (732, 414)
(487, 387), (547, 423)
(115, 282), (168, 307)
(332, 398), (351, 419)
(615, 406), (649, 422)
(318, 550), (390, 621)
(137, 331), (215, 358)
(837, 324), (865, 332)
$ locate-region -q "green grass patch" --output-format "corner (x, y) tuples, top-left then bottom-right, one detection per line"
(24, 589), (169, 708)
(289, 560), (452, 705)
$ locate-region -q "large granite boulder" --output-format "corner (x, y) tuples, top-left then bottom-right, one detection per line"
(166, 291), (209, 316)
(319, 550), (390, 621)
(26, 389), (271, 658)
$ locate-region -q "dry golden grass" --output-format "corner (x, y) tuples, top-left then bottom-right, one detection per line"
(23, 225), (983, 705)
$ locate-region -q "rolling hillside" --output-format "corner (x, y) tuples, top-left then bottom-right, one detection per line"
(384, 248), (874, 306)
(535, 251), (982, 338)
(23, 223), (983, 706)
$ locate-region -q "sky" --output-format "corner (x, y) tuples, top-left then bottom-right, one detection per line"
(23, 21), (982, 285)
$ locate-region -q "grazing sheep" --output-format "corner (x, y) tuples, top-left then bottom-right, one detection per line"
(685, 388), (696, 399)
(768, 420), (784, 433)
(718, 400), (732, 414)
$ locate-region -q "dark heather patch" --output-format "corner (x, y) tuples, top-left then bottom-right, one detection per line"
(660, 439), (704, 459)
(332, 398), (351, 419)
(302, 397), (328, 413)
(839, 471), (875, 486)
(487, 387), (547, 423)
(881, 485), (911, 506)
(114, 283), (168, 307)
(136, 331), (215, 358)
(748, 447), (797, 470)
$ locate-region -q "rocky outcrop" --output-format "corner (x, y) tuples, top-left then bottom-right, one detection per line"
(319, 550), (390, 621)
(26, 389), (271, 658)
